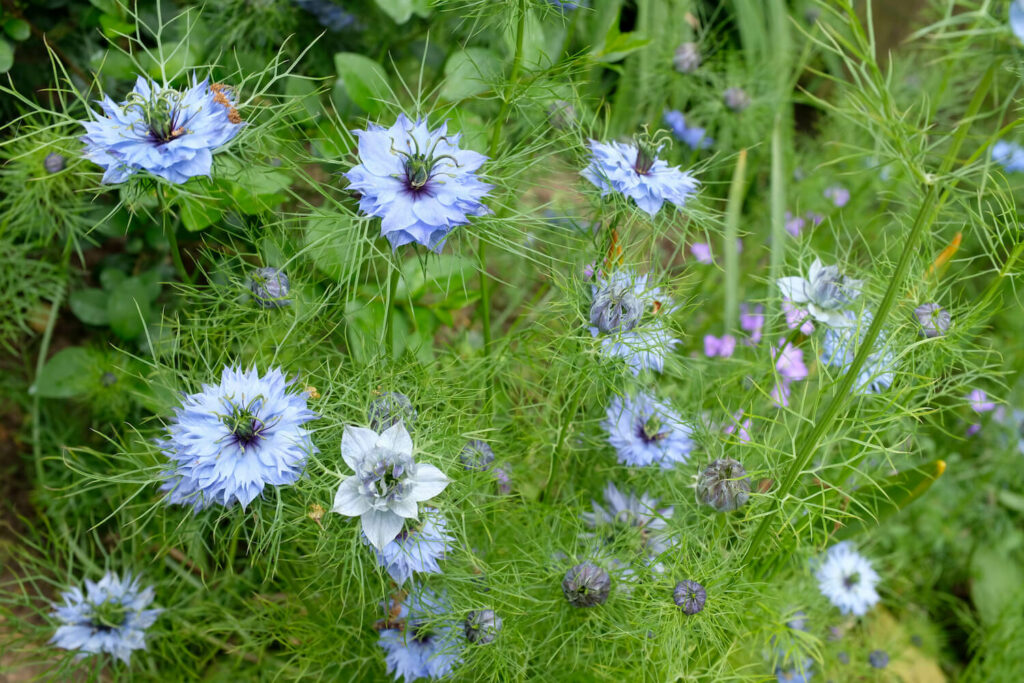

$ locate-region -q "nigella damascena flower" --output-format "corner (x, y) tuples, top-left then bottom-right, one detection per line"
(663, 110), (713, 150)
(80, 76), (242, 184)
(704, 334), (736, 358)
(914, 303), (950, 337)
(581, 132), (700, 216)
(459, 439), (495, 471)
(673, 580), (706, 615)
(1012, 0), (1024, 43)
(590, 271), (680, 375)
(673, 42), (701, 73)
(160, 366), (318, 510)
(368, 507), (453, 585)
(293, 0), (356, 31)
(50, 572), (162, 664)
(815, 541), (880, 616)
(771, 341), (809, 407)
(695, 458), (751, 512)
(820, 311), (896, 394)
(992, 139), (1024, 172)
(598, 321), (679, 375)
(332, 422), (450, 549)
(723, 87), (751, 112)
(590, 270), (648, 334)
(562, 562), (611, 607)
(249, 266), (291, 308)
(869, 650), (890, 669)
(378, 588), (463, 681)
(604, 392), (694, 468)
(824, 185), (850, 207)
(784, 211), (805, 237)
(344, 114), (492, 252)
(368, 392), (418, 432)
(582, 481), (675, 556)
(690, 242), (713, 264)
(464, 609), (502, 645)
(776, 258), (863, 328)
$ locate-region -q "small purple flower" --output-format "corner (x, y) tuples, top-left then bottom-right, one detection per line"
(378, 588), (462, 681)
(914, 303), (951, 338)
(293, 0), (356, 31)
(824, 185), (850, 207)
(704, 334), (736, 358)
(784, 211), (805, 237)
(249, 266), (291, 308)
(783, 299), (815, 335)
(774, 342), (808, 383)
(581, 135), (700, 216)
(723, 412), (752, 444)
(459, 440), (495, 471)
(869, 650), (890, 669)
(807, 211), (825, 226)
(740, 304), (764, 345)
(690, 242), (713, 264)
(367, 507), (454, 584)
(493, 466), (512, 494)
(968, 389), (996, 413)
(663, 109), (713, 150)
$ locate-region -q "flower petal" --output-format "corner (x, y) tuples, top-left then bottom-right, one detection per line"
(331, 476), (371, 517)
(776, 277), (810, 303)
(378, 422), (413, 456)
(361, 509), (406, 550)
(341, 426), (379, 469)
(390, 495), (419, 519)
(407, 463), (450, 503)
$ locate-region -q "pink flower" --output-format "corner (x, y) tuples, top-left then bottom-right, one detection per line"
(739, 303), (764, 345)
(967, 389), (995, 414)
(807, 211), (824, 226)
(771, 382), (790, 407)
(723, 412), (751, 444)
(824, 185), (850, 207)
(773, 341), (808, 383)
(784, 211), (806, 237)
(691, 242), (713, 264)
(782, 298), (815, 335)
(704, 334), (736, 358)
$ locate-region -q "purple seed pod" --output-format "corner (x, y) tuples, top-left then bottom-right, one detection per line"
(695, 458), (751, 512)
(44, 152), (66, 174)
(249, 267), (291, 308)
(562, 562), (611, 608)
(673, 580), (706, 615)
(459, 439), (495, 472)
(367, 392), (417, 432)
(464, 609), (502, 645)
(673, 42), (701, 74)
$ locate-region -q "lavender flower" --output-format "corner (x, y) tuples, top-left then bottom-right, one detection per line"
(663, 110), (713, 150)
(776, 258), (862, 328)
(673, 580), (706, 615)
(50, 572), (162, 664)
(968, 389), (996, 414)
(249, 266), (291, 308)
(459, 439), (495, 471)
(740, 303), (764, 345)
(815, 541), (880, 616)
(696, 458), (751, 512)
(80, 76), (242, 184)
(368, 508), (454, 584)
(582, 481), (675, 556)
(820, 311), (895, 394)
(160, 366), (318, 510)
(590, 270), (646, 334)
(704, 334), (736, 358)
(562, 562), (611, 607)
(723, 87), (751, 112)
(673, 42), (701, 73)
(590, 271), (679, 375)
(782, 299), (815, 335)
(690, 242), (713, 264)
(784, 211), (805, 237)
(597, 320), (679, 375)
(368, 392), (418, 432)
(378, 588), (463, 681)
(331, 423), (450, 549)
(345, 114), (492, 251)
(914, 303), (950, 337)
(824, 185), (850, 207)
(771, 341), (809, 408)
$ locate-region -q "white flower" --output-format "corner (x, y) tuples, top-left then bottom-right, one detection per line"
(776, 258), (862, 328)
(815, 542), (880, 616)
(331, 423), (450, 550)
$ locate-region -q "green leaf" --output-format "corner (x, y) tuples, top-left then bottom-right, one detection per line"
(3, 18), (30, 42)
(98, 13), (135, 38)
(997, 489), (1024, 515)
(591, 23), (651, 63)
(69, 289), (110, 326)
(0, 38), (13, 74)
(306, 212), (365, 281)
(373, 0), (430, 24)
(177, 194), (224, 231)
(970, 535), (1024, 626)
(333, 53), (391, 115)
(834, 460), (947, 540)
(107, 278), (154, 340)
(439, 48), (502, 102)
(395, 254), (476, 299)
(99, 268), (127, 291)
(32, 347), (96, 399)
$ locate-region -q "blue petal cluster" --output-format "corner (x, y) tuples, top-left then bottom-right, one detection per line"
(80, 76), (242, 184)
(378, 588), (463, 681)
(160, 366), (318, 510)
(589, 270), (679, 375)
(604, 391), (695, 468)
(992, 139), (1024, 173)
(369, 508), (454, 585)
(50, 572), (162, 664)
(582, 481), (675, 557)
(345, 114), (492, 252)
(581, 139), (699, 216)
(292, 0), (355, 31)
(820, 311), (895, 394)
(663, 110), (713, 150)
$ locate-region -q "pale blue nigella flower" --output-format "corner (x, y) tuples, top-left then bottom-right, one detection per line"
(345, 114), (492, 252)
(50, 572), (162, 664)
(368, 507), (453, 585)
(160, 367), (318, 510)
(662, 110), (713, 150)
(1011, 0), (1024, 43)
(582, 481), (675, 557)
(815, 541), (880, 616)
(378, 587), (463, 681)
(604, 392), (695, 468)
(332, 422), (450, 549)
(590, 270), (679, 374)
(581, 136), (699, 216)
(776, 258), (862, 328)
(80, 76), (242, 184)
(992, 140), (1024, 172)
(820, 311), (895, 394)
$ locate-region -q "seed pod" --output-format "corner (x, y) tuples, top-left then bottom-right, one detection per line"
(723, 87), (751, 112)
(367, 392), (417, 432)
(868, 650), (889, 669)
(696, 458), (751, 512)
(914, 303), (950, 338)
(562, 562), (611, 608)
(460, 439), (495, 472)
(673, 580), (706, 615)
(44, 152), (65, 174)
(464, 609), (502, 645)
(673, 42), (701, 74)
(249, 267), (291, 308)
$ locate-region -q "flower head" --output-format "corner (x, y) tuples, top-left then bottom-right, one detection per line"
(368, 507), (454, 584)
(160, 367), (318, 510)
(464, 609), (502, 645)
(740, 303), (764, 345)
(695, 458), (751, 512)
(459, 439), (495, 471)
(590, 271), (678, 374)
(332, 423), (450, 549)
(993, 139), (1024, 173)
(704, 334), (736, 358)
(590, 270), (647, 334)
(378, 588), (463, 681)
(345, 114), (492, 252)
(604, 392), (695, 468)
(777, 258), (863, 328)
(690, 242), (713, 264)
(562, 562), (611, 607)
(368, 392), (418, 432)
(869, 650), (890, 669)
(80, 76), (242, 184)
(582, 481), (675, 556)
(820, 311), (895, 394)
(663, 110), (713, 150)
(824, 185), (850, 207)
(581, 134), (700, 216)
(723, 87), (751, 112)
(815, 541), (880, 616)
(782, 298), (815, 335)
(249, 267), (291, 308)
(673, 580), (706, 615)
(914, 303), (950, 337)
(673, 42), (701, 73)
(968, 389), (996, 414)
(784, 211), (805, 237)
(50, 572), (162, 664)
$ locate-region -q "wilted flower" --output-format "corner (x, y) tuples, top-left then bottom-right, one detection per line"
(992, 139), (1024, 172)
(581, 134), (700, 216)
(776, 258), (863, 328)
(583, 481), (675, 556)
(464, 609), (502, 645)
(562, 562), (611, 607)
(547, 99), (576, 129)
(673, 580), (706, 615)
(368, 392), (418, 432)
(604, 392), (694, 468)
(331, 422), (450, 550)
(590, 270), (647, 334)
(249, 266), (291, 308)
(663, 110), (713, 150)
(820, 311), (896, 394)
(293, 0), (356, 31)
(704, 334), (736, 358)
(690, 242), (713, 264)
(160, 366), (318, 510)
(740, 303), (764, 345)
(50, 572), (162, 663)
(723, 87), (751, 112)
(378, 588), (463, 681)
(459, 439), (495, 471)
(815, 541), (880, 616)
(80, 75), (242, 184)
(673, 42), (701, 73)
(869, 650), (890, 669)
(368, 508), (454, 585)
(696, 458), (751, 512)
(824, 185), (850, 207)
(914, 303), (950, 338)
(44, 152), (65, 174)
(345, 114), (492, 251)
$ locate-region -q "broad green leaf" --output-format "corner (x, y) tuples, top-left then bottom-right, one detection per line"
(395, 254), (476, 299)
(107, 278), (154, 340)
(177, 193), (224, 232)
(333, 52), (391, 115)
(3, 18), (30, 42)
(834, 460), (946, 540)
(306, 212), (365, 281)
(439, 48), (502, 102)
(32, 347), (96, 399)
(69, 289), (110, 326)
(0, 38), (12, 74)
(970, 536), (1024, 626)
(98, 13), (135, 38)
(99, 268), (127, 291)
(372, 0), (430, 24)
(591, 23), (651, 63)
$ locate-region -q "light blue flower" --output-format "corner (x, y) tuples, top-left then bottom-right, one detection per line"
(160, 366), (318, 510)
(1012, 0), (1024, 43)
(820, 311), (895, 394)
(368, 507), (454, 585)
(50, 572), (162, 664)
(992, 140), (1024, 173)
(603, 392), (694, 468)
(596, 320), (679, 375)
(663, 110), (713, 150)
(582, 481), (675, 557)
(589, 270), (679, 375)
(293, 0), (355, 31)
(332, 423), (450, 550)
(378, 587), (463, 681)
(80, 76), (242, 184)
(776, 258), (862, 328)
(581, 137), (700, 216)
(345, 114), (492, 252)
(815, 541), (880, 616)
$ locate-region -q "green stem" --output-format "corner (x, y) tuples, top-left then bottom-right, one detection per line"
(157, 186), (191, 283)
(723, 149), (747, 334)
(31, 272), (67, 484)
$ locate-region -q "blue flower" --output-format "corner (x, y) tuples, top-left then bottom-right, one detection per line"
(815, 541), (880, 616)
(775, 666), (812, 683)
(1012, 0), (1024, 43)
(597, 320), (679, 375)
(160, 366), (318, 510)
(50, 572), (162, 664)
(378, 588), (463, 681)
(604, 392), (694, 468)
(820, 311), (895, 394)
(992, 140), (1024, 172)
(368, 508), (454, 585)
(663, 110), (712, 150)
(292, 0), (355, 31)
(80, 76), (242, 184)
(345, 114), (492, 252)
(582, 481), (675, 557)
(589, 270), (679, 375)
(581, 137), (699, 216)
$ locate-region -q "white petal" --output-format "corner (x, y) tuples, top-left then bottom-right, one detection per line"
(331, 477), (371, 517)
(776, 277), (810, 303)
(808, 258), (824, 282)
(378, 422), (413, 456)
(341, 426), (378, 469)
(361, 509), (406, 550)
(390, 496), (420, 519)
(407, 463), (450, 502)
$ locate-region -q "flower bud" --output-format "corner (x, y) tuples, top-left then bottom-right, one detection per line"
(249, 267), (291, 308)
(868, 650), (889, 669)
(673, 42), (701, 74)
(673, 580), (706, 615)
(464, 609), (502, 645)
(590, 273), (644, 334)
(723, 87), (751, 112)
(367, 392), (417, 432)
(695, 458), (751, 512)
(460, 439), (495, 472)
(914, 303), (950, 338)
(44, 152), (65, 174)
(562, 562), (611, 607)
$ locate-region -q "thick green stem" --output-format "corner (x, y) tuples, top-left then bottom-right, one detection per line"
(723, 149), (747, 333)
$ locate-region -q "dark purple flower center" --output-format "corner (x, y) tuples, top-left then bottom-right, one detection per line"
(221, 398), (268, 449)
(636, 415), (667, 444)
(125, 88), (189, 145)
(634, 142), (657, 175)
(409, 620), (436, 644)
(392, 134), (459, 196)
(842, 572), (860, 589)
